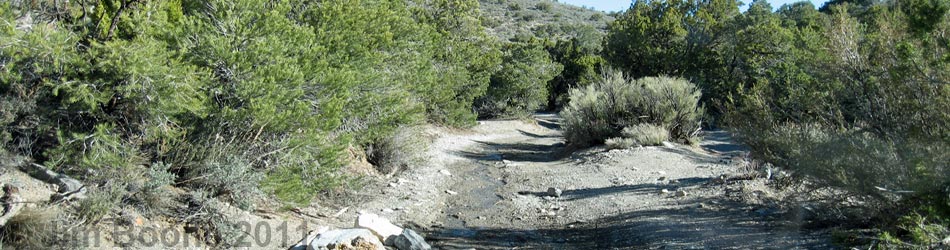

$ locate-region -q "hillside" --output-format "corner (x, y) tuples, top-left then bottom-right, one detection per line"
(478, 0), (615, 41)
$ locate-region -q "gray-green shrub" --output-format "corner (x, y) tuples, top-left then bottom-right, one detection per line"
(561, 70), (703, 146)
(739, 124), (949, 203)
(180, 191), (244, 247)
(180, 141), (264, 211)
(0, 207), (72, 249)
(623, 124), (669, 146)
(131, 162), (177, 215)
(605, 137), (636, 149)
(366, 126), (430, 176)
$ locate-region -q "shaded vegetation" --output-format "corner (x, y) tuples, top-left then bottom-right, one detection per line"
(603, 0), (948, 247)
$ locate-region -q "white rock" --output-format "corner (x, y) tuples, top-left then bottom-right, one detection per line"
(394, 228), (432, 250)
(308, 228), (385, 250)
(675, 190), (688, 197)
(546, 187), (562, 197)
(354, 213), (403, 246)
(291, 227), (329, 250)
(445, 190), (458, 195)
(439, 169), (451, 176)
(659, 189), (670, 194)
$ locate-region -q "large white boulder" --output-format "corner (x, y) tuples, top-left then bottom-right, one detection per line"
(355, 213), (403, 245)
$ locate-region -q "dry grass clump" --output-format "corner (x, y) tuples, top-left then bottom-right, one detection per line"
(622, 124), (669, 146)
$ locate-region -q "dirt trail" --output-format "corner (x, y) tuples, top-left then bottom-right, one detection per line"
(404, 113), (831, 249)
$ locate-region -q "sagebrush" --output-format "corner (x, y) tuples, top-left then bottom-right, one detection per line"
(561, 70), (703, 146)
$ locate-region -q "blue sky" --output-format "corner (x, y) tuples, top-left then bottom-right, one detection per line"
(558, 0), (831, 12)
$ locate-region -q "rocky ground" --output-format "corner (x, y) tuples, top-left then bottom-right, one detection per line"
(341, 113), (832, 249)
(1, 113), (834, 249)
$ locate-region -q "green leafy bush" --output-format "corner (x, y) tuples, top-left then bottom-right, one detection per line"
(477, 41), (563, 118)
(561, 70), (703, 146)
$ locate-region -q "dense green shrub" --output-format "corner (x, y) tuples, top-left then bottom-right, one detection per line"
(725, 2), (949, 223)
(544, 31), (606, 109)
(1, 0), (504, 216)
(561, 70), (703, 146)
(739, 124), (947, 200)
(476, 41), (562, 118)
(602, 0), (948, 246)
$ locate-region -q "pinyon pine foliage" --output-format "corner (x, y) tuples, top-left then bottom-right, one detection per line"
(0, 0), (504, 234)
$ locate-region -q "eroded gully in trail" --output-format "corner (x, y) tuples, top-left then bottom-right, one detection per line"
(420, 113), (831, 249)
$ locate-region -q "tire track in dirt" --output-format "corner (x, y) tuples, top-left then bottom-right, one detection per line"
(421, 113), (831, 249)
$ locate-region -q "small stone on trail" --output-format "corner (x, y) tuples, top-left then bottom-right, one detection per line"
(659, 189), (670, 194)
(439, 169), (451, 176)
(394, 228), (432, 250)
(546, 187), (562, 197)
(546, 211), (557, 217)
(382, 208), (395, 213)
(657, 176), (667, 181)
(389, 182), (399, 188)
(445, 190), (458, 195)
(653, 171), (667, 175)
(675, 190), (688, 197)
